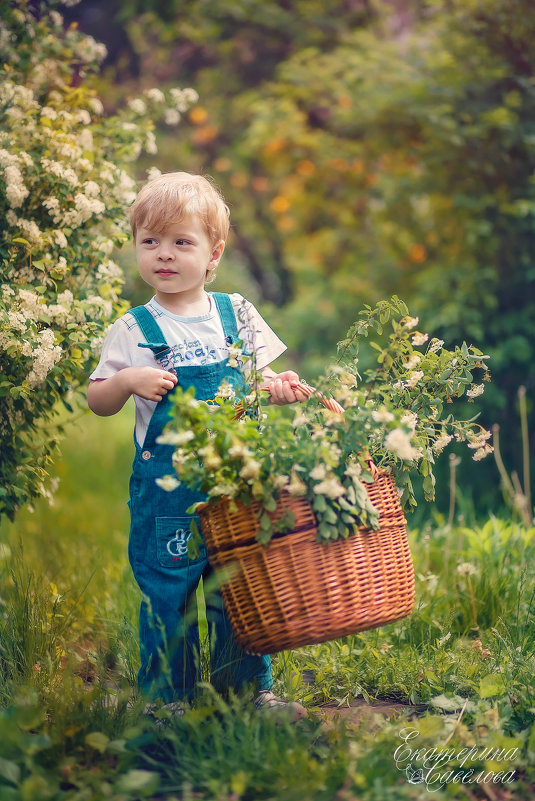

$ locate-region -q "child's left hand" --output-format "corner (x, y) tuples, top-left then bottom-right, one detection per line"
(263, 370), (308, 405)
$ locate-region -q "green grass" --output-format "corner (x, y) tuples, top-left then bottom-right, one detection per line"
(0, 405), (534, 800)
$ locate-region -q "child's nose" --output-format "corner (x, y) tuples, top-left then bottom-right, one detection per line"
(158, 245), (174, 260)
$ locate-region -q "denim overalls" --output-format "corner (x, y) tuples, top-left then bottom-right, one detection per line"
(127, 292), (272, 701)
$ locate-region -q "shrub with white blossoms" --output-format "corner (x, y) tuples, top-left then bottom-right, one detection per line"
(157, 297), (492, 545)
(0, 0), (198, 519)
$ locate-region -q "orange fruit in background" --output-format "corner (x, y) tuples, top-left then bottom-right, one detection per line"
(409, 243), (427, 263)
(189, 106), (209, 125)
(270, 195), (291, 213)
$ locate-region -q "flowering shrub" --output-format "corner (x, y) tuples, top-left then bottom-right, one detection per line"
(158, 297), (492, 545)
(0, 0), (198, 519)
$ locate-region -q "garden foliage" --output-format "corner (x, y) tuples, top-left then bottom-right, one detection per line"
(0, 0), (197, 519)
(162, 298), (492, 544)
(81, 0), (535, 506)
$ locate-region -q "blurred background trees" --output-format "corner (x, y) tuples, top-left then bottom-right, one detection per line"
(59, 0), (535, 513)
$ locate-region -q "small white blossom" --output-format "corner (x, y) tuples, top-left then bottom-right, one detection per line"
(466, 384), (485, 399)
(128, 98), (147, 115)
(406, 370), (424, 389)
(288, 470), (307, 496)
(240, 459), (261, 481)
(155, 475), (181, 492)
(372, 408), (394, 423)
(401, 411), (418, 432)
(147, 167), (162, 182)
(156, 430), (195, 446)
(428, 338), (444, 354)
(456, 562), (477, 577)
(164, 108), (181, 126)
(402, 316), (419, 330)
(145, 88), (165, 103)
(432, 433), (453, 454)
(228, 443), (250, 459)
(384, 428), (421, 461)
(310, 464), (327, 481)
(411, 332), (429, 347)
(473, 444), (493, 461)
(314, 477), (346, 499)
(402, 353), (421, 370)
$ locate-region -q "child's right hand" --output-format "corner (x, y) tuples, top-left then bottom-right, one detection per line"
(127, 365), (178, 402)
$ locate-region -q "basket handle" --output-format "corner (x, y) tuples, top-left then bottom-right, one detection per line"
(233, 380), (379, 479)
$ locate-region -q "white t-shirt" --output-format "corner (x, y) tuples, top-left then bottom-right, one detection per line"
(90, 292), (286, 446)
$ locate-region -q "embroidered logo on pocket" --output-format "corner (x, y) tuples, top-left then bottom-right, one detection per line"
(167, 528), (190, 560)
(155, 516), (206, 568)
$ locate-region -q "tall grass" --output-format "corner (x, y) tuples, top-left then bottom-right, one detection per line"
(0, 400), (533, 799)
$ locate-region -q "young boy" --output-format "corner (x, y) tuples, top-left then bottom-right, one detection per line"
(87, 172), (305, 715)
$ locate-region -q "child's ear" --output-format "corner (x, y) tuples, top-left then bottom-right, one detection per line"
(210, 239), (225, 266)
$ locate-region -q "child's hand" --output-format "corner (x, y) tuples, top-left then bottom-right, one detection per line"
(264, 370), (308, 406)
(127, 365), (178, 402)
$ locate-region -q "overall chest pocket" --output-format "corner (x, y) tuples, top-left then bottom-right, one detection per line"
(155, 516), (207, 568)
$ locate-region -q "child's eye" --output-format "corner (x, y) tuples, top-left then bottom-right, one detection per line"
(142, 238), (157, 245)
(176, 239), (189, 246)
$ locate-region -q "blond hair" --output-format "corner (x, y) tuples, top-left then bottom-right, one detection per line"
(129, 171), (230, 245)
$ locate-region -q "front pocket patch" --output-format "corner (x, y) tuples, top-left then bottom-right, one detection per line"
(155, 516), (206, 568)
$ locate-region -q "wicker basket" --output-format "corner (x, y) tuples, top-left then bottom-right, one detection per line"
(198, 469), (415, 655)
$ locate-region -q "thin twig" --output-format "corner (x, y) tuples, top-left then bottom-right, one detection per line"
(442, 697), (469, 746)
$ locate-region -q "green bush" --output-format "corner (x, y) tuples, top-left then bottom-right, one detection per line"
(0, 0), (197, 519)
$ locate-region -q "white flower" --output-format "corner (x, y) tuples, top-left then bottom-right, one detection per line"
(239, 459), (261, 481)
(344, 460), (362, 479)
(411, 332), (429, 347)
(292, 410), (308, 427)
(145, 88), (165, 103)
(432, 433), (453, 454)
(228, 343), (243, 368)
(83, 180), (101, 197)
(288, 470), (307, 496)
(128, 98), (147, 115)
(145, 131), (157, 155)
(228, 443), (250, 459)
(273, 475), (289, 490)
(467, 429), (492, 449)
(156, 430), (195, 446)
(402, 353), (421, 370)
(456, 562), (477, 577)
(473, 444), (493, 461)
(313, 477), (346, 499)
(400, 411), (418, 432)
(310, 464), (327, 481)
(372, 408), (394, 423)
(466, 384), (485, 399)
(216, 381), (235, 400)
(406, 370), (424, 389)
(384, 428), (421, 461)
(402, 316), (419, 330)
(164, 109), (181, 126)
(155, 475), (181, 492)
(88, 97), (104, 115)
(147, 167), (162, 182)
(428, 338), (444, 354)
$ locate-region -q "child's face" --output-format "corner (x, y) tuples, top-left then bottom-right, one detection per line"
(135, 215), (224, 304)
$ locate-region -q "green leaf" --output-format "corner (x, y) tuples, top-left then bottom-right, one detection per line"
(479, 673), (507, 698)
(0, 758), (20, 787)
(117, 770), (159, 795)
(85, 731), (109, 753)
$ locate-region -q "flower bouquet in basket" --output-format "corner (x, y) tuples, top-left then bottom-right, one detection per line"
(157, 296), (492, 654)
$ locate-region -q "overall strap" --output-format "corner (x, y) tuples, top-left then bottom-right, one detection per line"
(129, 305), (171, 360)
(211, 292), (239, 344)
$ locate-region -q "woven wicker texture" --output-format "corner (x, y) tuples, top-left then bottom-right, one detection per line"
(198, 470), (415, 655)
